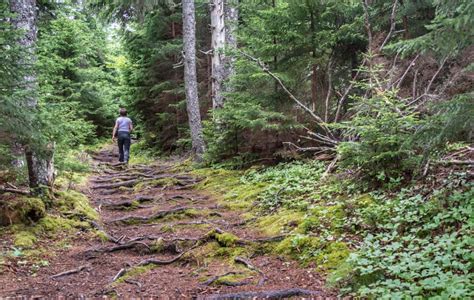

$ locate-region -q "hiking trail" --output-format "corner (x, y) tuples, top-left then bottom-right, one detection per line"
(0, 147), (336, 298)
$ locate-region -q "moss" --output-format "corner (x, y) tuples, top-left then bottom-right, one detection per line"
(215, 232), (239, 247)
(35, 216), (74, 234)
(297, 205), (345, 235)
(314, 241), (350, 271)
(13, 231), (37, 248)
(275, 234), (322, 259)
(212, 272), (251, 286)
(133, 177), (180, 192)
(257, 209), (305, 236)
(56, 190), (98, 221)
(160, 224), (174, 233)
(114, 265), (155, 284)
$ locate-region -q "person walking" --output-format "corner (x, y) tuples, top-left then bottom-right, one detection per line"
(112, 108), (133, 163)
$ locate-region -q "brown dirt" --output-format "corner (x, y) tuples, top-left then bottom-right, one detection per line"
(0, 148), (336, 299)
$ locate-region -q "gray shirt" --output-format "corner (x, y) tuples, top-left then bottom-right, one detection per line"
(116, 117), (132, 132)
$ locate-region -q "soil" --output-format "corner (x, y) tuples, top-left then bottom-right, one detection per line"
(0, 148), (337, 299)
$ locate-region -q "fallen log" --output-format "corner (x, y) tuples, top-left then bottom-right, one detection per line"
(202, 288), (324, 299)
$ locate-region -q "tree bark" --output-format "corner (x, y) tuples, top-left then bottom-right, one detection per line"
(10, 0), (54, 194)
(183, 0), (206, 160)
(210, 0), (238, 109)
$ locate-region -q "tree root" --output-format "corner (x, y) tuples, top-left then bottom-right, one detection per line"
(100, 195), (157, 210)
(90, 220), (119, 243)
(108, 207), (196, 224)
(201, 288), (324, 299)
(112, 243), (200, 282)
(234, 256), (267, 286)
(51, 265), (89, 279)
(202, 271), (247, 286)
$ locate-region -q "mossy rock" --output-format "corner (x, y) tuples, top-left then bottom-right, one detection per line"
(0, 197), (46, 226)
(14, 231), (37, 248)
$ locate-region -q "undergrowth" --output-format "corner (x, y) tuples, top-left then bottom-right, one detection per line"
(194, 156), (473, 298)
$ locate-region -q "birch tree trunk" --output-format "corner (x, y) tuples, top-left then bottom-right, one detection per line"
(10, 0), (54, 193)
(210, 0), (238, 109)
(182, 0), (206, 160)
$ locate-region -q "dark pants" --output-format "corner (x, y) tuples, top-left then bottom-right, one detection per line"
(117, 131), (131, 163)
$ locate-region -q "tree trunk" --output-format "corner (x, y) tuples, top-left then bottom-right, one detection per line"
(10, 0), (54, 194)
(210, 0), (226, 109)
(223, 0), (238, 92)
(182, 0), (206, 160)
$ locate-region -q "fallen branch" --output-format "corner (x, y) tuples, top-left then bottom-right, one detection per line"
(51, 265), (88, 279)
(112, 268), (127, 282)
(0, 186), (30, 195)
(202, 288), (324, 300)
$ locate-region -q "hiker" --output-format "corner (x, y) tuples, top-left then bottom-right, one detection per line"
(112, 108), (133, 163)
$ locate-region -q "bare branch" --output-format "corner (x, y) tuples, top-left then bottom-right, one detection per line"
(380, 0), (399, 50)
(236, 50), (332, 135)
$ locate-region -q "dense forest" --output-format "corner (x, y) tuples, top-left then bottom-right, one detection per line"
(0, 0), (472, 298)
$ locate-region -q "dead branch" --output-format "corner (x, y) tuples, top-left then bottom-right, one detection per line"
(112, 268), (127, 282)
(394, 54), (420, 89)
(362, 0), (373, 50)
(436, 160), (474, 166)
(51, 265), (88, 279)
(380, 0), (399, 50)
(0, 186), (30, 195)
(237, 50), (332, 135)
(202, 288), (324, 300)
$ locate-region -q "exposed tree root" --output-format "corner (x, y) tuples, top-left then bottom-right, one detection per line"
(108, 207), (196, 224)
(112, 243), (200, 282)
(90, 220), (119, 243)
(100, 195), (157, 210)
(202, 272), (244, 286)
(234, 256), (267, 286)
(51, 265), (89, 279)
(201, 288), (324, 299)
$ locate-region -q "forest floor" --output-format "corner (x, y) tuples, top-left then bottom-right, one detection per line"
(0, 147), (337, 298)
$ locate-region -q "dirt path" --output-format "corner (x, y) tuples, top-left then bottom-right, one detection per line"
(0, 148), (335, 298)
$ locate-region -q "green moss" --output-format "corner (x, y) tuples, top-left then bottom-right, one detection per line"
(297, 205), (345, 234)
(257, 209), (305, 236)
(314, 241), (350, 271)
(212, 272), (250, 286)
(14, 231), (37, 248)
(35, 216), (73, 234)
(275, 234), (322, 259)
(114, 265), (155, 284)
(133, 177), (180, 192)
(160, 224), (174, 233)
(215, 232), (239, 247)
(56, 190), (98, 221)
